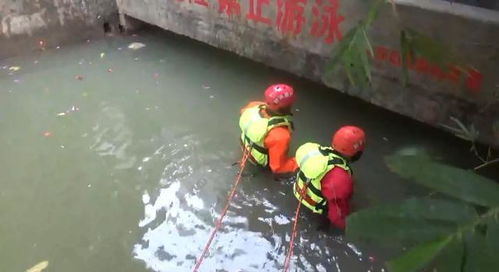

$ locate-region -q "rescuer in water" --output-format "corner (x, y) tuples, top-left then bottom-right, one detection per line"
(292, 126), (366, 229)
(239, 84), (298, 178)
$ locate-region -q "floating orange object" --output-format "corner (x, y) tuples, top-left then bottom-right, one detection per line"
(43, 131), (52, 137)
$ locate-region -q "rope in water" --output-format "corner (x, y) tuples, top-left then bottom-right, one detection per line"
(283, 180), (309, 272)
(192, 148), (251, 272)
(283, 177), (343, 271)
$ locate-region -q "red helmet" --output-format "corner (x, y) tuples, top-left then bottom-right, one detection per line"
(332, 126), (366, 157)
(264, 84), (295, 111)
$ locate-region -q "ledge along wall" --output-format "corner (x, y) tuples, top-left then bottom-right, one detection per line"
(117, 0), (499, 147)
(0, 0), (118, 58)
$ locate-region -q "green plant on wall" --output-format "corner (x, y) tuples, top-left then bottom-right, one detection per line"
(346, 150), (499, 272)
(330, 0), (499, 168)
(328, 0), (465, 87)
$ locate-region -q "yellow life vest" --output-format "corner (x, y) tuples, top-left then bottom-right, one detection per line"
(293, 143), (351, 214)
(239, 104), (293, 167)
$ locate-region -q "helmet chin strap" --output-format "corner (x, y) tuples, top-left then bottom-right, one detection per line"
(266, 106), (292, 116)
(350, 151), (364, 163)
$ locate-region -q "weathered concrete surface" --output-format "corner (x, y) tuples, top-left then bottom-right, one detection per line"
(117, 0), (499, 147)
(0, 0), (118, 58)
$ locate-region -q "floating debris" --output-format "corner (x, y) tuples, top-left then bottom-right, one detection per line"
(133, 57), (140, 61)
(75, 75), (84, 80)
(34, 60), (39, 64)
(57, 112), (66, 116)
(107, 68), (113, 73)
(100, 52), (105, 58)
(382, 137), (389, 142)
(295, 108), (300, 112)
(128, 42), (146, 50)
(43, 131), (52, 137)
(202, 85), (211, 90)
(209, 95), (215, 99)
(153, 73), (159, 78)
(56, 46), (61, 49)
(117, 47), (123, 51)
(26, 260), (49, 272)
(8, 66), (21, 71)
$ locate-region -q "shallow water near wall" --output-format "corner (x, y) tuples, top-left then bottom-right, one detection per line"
(0, 28), (491, 272)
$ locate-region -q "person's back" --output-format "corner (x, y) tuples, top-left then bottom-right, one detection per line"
(293, 126), (366, 229)
(239, 84), (298, 177)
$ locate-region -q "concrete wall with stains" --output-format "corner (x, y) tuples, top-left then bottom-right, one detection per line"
(116, 0), (499, 147)
(0, 0), (118, 58)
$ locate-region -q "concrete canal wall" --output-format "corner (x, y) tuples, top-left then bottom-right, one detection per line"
(116, 0), (499, 147)
(0, 0), (118, 58)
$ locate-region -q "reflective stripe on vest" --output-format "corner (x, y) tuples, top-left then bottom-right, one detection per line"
(293, 143), (351, 214)
(239, 104), (293, 167)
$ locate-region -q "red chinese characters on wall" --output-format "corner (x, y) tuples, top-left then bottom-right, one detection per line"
(184, 0), (346, 44)
(196, 0), (210, 6)
(178, 0), (209, 6)
(310, 0), (344, 44)
(247, 0), (272, 25)
(276, 0), (306, 35)
(218, 0), (241, 16)
(374, 46), (483, 93)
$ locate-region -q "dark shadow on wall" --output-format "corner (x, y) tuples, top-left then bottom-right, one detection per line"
(442, 0), (499, 10)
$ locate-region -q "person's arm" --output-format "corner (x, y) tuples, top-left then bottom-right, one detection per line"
(321, 168), (353, 229)
(264, 127), (298, 176)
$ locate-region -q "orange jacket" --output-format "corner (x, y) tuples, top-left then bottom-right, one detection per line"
(240, 101), (298, 175)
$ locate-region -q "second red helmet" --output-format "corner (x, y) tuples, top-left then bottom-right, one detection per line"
(332, 126), (366, 157)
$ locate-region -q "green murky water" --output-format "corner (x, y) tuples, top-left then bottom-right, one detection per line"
(0, 29), (486, 272)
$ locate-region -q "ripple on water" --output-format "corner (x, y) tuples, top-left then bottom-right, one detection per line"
(133, 130), (383, 272)
(90, 102), (136, 169)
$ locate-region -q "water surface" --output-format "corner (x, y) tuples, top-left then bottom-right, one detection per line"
(0, 29), (485, 272)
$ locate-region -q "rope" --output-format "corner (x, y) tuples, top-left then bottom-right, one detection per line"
(283, 180), (309, 272)
(283, 177), (342, 271)
(192, 148), (251, 272)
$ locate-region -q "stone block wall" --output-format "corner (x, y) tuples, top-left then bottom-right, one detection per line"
(0, 0), (118, 58)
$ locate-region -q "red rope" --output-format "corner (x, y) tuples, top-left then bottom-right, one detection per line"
(283, 181), (309, 272)
(284, 176), (343, 271)
(192, 148), (251, 272)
